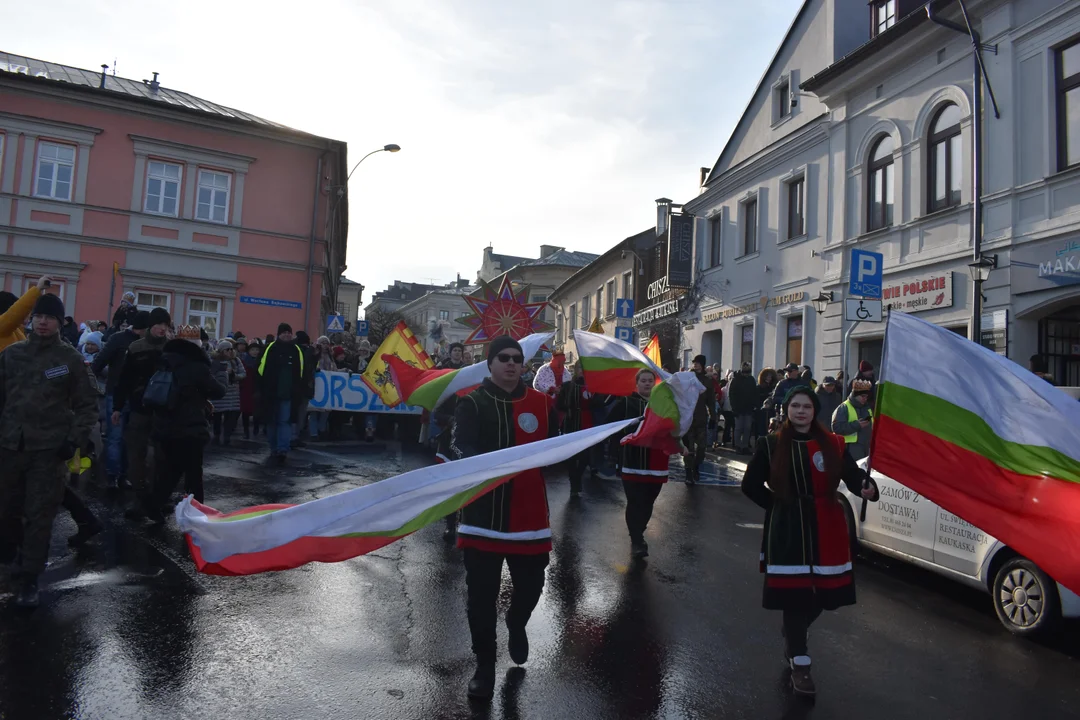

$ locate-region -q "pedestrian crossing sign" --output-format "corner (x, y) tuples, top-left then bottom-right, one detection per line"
(326, 314), (345, 333)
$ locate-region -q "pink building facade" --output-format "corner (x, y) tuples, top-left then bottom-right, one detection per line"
(0, 53), (348, 338)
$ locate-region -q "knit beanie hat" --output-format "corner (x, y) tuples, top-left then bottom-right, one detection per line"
(693, 354), (707, 367)
(32, 293), (65, 321)
(487, 335), (524, 368)
(278, 322), (293, 336)
(132, 310), (151, 330)
(295, 331), (311, 345)
(859, 360), (874, 373)
(148, 307), (171, 327)
(0, 291), (17, 314)
(83, 331), (103, 348)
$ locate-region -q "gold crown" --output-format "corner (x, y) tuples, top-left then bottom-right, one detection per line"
(852, 379), (872, 393)
(176, 324), (201, 341)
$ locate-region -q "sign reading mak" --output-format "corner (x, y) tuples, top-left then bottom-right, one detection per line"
(1011, 237), (1080, 294)
(881, 272), (953, 314)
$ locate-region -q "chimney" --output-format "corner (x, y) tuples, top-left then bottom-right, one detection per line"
(100, 64), (109, 89)
(540, 245), (563, 258)
(143, 71), (160, 94)
(655, 198), (672, 237)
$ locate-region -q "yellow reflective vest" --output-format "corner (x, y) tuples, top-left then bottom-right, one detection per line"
(840, 400), (872, 444)
(257, 341), (304, 377)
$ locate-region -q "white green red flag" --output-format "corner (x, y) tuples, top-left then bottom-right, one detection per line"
(620, 371), (704, 454)
(384, 332), (552, 411)
(573, 330), (669, 396)
(176, 418), (636, 575)
(872, 311), (1080, 595)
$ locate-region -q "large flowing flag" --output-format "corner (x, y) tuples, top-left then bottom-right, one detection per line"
(643, 335), (661, 367)
(361, 321), (435, 407)
(573, 329), (670, 396)
(384, 332), (553, 411)
(872, 311), (1080, 595)
(620, 371), (704, 454)
(177, 419), (637, 575)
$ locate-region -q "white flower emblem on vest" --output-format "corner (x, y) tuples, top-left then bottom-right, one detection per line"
(517, 412), (539, 434)
(812, 451), (825, 472)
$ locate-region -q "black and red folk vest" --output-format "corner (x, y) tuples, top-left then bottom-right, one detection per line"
(457, 383), (552, 555)
(619, 394), (672, 483)
(560, 379), (594, 433)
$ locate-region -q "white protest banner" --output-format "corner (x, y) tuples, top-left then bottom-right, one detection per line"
(309, 371), (422, 415)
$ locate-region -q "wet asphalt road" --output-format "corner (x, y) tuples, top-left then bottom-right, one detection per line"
(1, 438), (1078, 720)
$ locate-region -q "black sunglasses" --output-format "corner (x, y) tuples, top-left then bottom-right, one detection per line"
(496, 353), (524, 365)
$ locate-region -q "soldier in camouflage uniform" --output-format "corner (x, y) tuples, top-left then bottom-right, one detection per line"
(0, 293), (97, 608)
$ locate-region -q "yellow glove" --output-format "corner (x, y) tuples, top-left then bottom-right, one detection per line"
(66, 448), (91, 475)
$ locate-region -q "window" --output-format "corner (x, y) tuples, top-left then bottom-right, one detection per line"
(569, 303), (578, 332)
(596, 287), (604, 320)
(683, 349), (692, 371)
(786, 316), (803, 365)
(742, 198), (758, 256)
(0, 135), (4, 186)
(621, 271), (632, 300)
(336, 302), (347, 314)
(740, 325), (754, 367)
(145, 160), (182, 216)
(777, 79), (791, 120)
(606, 280), (616, 316)
(34, 141), (75, 201)
(1057, 38), (1080, 170)
(708, 216), (722, 267)
(187, 297), (221, 338)
(867, 135), (895, 231)
(24, 277), (65, 303)
(195, 170), (230, 223)
(928, 104), (962, 211)
(872, 0), (896, 37)
(786, 176), (805, 240)
(439, 310), (449, 320)
(136, 291), (170, 312)
(581, 295), (591, 326)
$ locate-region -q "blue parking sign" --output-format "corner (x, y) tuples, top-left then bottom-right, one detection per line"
(356, 321), (369, 337)
(849, 249), (883, 299)
(614, 326), (635, 344)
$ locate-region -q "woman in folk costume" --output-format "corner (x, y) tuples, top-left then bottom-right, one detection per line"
(741, 386), (878, 698)
(556, 361), (604, 496)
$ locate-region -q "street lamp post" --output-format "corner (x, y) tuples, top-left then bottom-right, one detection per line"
(812, 291), (833, 315)
(968, 254), (998, 345)
(344, 144), (401, 186)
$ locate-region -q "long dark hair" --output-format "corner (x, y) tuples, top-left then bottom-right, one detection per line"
(769, 389), (841, 500)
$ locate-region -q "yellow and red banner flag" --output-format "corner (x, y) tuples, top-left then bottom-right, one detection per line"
(361, 321), (434, 407)
(643, 335), (661, 367)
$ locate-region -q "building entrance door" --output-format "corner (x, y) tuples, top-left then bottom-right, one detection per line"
(1039, 306), (1080, 386)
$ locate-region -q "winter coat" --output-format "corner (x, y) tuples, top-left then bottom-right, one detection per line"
(608, 393), (672, 483)
(556, 377), (605, 433)
(815, 386), (843, 427)
(151, 339), (227, 442)
(728, 371), (758, 415)
(831, 397), (873, 461)
(299, 345), (317, 400)
(211, 356), (246, 413)
(239, 353), (260, 415)
(533, 362), (571, 396)
(770, 375), (812, 408)
(0, 331), (98, 452)
(111, 302), (139, 332)
(0, 286), (39, 354)
(92, 328), (140, 396)
(741, 431), (878, 611)
(691, 370), (717, 429)
(61, 321), (81, 348)
(113, 334), (169, 415)
(256, 340), (309, 423)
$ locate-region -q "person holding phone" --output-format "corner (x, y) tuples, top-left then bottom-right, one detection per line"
(830, 379), (873, 461)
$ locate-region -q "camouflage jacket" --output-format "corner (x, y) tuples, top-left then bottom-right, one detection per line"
(0, 331), (98, 451)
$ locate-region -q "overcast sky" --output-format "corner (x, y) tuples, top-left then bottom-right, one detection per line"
(8, 0), (802, 300)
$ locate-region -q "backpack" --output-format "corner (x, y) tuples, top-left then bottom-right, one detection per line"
(142, 361), (177, 410)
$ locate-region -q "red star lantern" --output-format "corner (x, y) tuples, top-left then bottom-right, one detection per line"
(457, 275), (552, 344)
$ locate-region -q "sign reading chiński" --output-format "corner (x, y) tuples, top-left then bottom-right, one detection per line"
(881, 272), (953, 314)
(667, 213), (695, 289)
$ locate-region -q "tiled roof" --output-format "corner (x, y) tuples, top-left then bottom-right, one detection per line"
(0, 51), (292, 131)
(339, 276), (362, 286)
(520, 249), (600, 268)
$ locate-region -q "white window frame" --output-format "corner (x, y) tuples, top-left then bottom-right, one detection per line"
(144, 160), (183, 217)
(605, 279), (616, 316)
(781, 169), (808, 244)
(707, 211), (723, 268)
(581, 295), (591, 326)
(569, 303), (578, 332)
(34, 141), (76, 202)
(439, 310), (449, 320)
(195, 169), (231, 224)
(621, 271), (633, 300)
(135, 290), (171, 313)
(738, 192), (760, 259)
(771, 75), (793, 127)
(187, 296), (222, 338)
(24, 277), (65, 303)
(739, 322), (755, 369)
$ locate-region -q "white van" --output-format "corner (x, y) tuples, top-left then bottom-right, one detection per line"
(838, 461), (1080, 636)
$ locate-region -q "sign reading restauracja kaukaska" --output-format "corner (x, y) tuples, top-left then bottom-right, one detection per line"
(881, 272), (954, 314)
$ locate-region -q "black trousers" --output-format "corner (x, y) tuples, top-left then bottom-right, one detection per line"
(63, 487), (98, 529)
(721, 411), (736, 445)
(568, 450), (589, 489)
(213, 411), (240, 441)
(622, 480), (663, 542)
(150, 438), (206, 506)
(683, 426), (708, 478)
(463, 548), (549, 664)
(783, 602), (823, 658)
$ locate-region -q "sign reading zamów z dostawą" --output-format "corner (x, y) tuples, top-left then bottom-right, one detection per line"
(667, 213), (694, 288)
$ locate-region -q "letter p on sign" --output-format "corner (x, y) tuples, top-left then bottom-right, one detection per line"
(849, 248), (883, 299)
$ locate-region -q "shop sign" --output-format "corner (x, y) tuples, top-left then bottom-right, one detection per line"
(632, 295), (686, 327)
(881, 272), (953, 314)
(702, 309), (724, 323)
(980, 309), (1007, 355)
(1012, 237), (1080, 294)
(719, 291), (807, 319)
(667, 213), (695, 288)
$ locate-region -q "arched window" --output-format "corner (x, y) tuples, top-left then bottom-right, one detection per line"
(928, 103), (962, 212)
(868, 135), (894, 231)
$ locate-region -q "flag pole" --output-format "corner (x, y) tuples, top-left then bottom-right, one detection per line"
(861, 308), (890, 522)
(107, 262), (118, 325)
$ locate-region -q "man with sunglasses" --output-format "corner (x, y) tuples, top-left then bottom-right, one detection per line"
(451, 335), (557, 700)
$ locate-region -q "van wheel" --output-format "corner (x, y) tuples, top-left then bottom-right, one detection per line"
(992, 557), (1060, 637)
